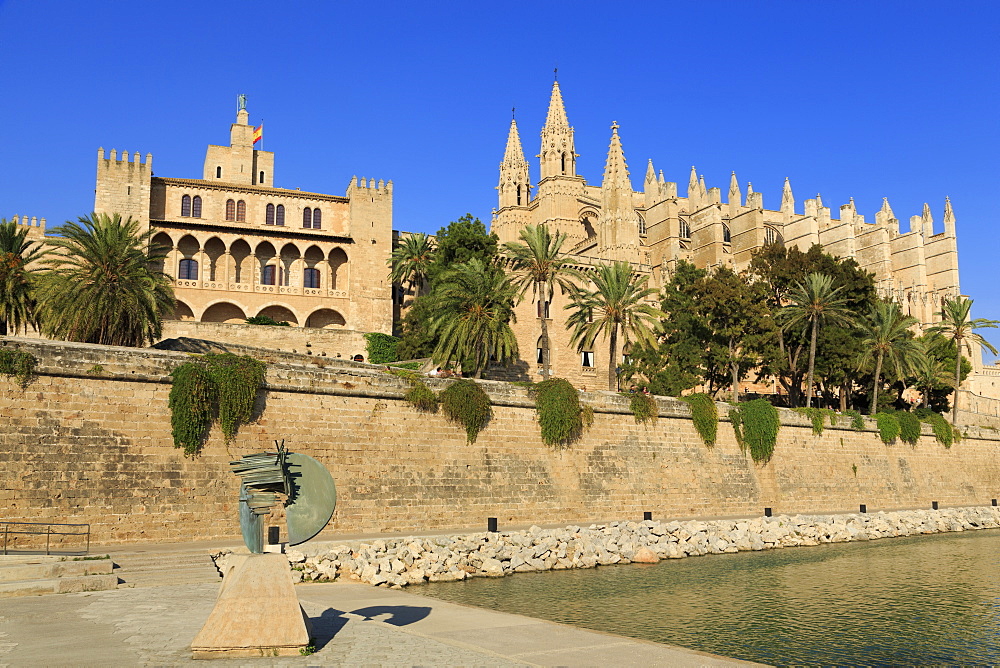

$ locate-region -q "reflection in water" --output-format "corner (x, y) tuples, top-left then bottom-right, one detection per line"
(419, 529), (1000, 665)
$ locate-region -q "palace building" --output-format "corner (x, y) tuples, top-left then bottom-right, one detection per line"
(492, 80), (965, 389)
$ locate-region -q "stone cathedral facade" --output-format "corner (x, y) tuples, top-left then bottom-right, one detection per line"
(492, 81), (964, 390)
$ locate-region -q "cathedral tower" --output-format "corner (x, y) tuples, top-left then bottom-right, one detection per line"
(597, 122), (639, 261)
(497, 118), (531, 210)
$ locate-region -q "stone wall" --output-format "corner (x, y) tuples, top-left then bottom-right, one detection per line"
(1, 338), (998, 546)
(159, 320), (368, 361)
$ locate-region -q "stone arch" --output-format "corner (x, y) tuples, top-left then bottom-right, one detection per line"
(204, 237), (226, 282)
(279, 242), (301, 287)
(304, 245), (325, 289)
(329, 247), (348, 290)
(173, 300), (195, 321)
(177, 234), (200, 280)
(256, 304), (299, 326)
(230, 238), (251, 283)
(150, 231), (173, 273)
(306, 308), (346, 329)
(201, 301), (247, 324)
(579, 209), (599, 238)
(256, 241), (277, 284)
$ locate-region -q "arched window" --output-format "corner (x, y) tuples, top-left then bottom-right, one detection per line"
(764, 226), (782, 246)
(536, 336), (548, 365)
(261, 265), (276, 285)
(226, 199), (235, 221)
(265, 203), (275, 225)
(516, 185), (522, 206)
(178, 259), (198, 280)
(312, 208), (321, 229)
(679, 218), (691, 239)
(638, 216), (647, 236)
(276, 205), (285, 226)
(536, 300), (550, 319)
(181, 195), (191, 217)
(303, 207), (312, 228)
(236, 200), (246, 222)
(192, 196), (202, 218)
(259, 171), (265, 184)
(216, 166), (222, 178)
(561, 153), (566, 174)
(304, 268), (321, 289)
(723, 224), (732, 244)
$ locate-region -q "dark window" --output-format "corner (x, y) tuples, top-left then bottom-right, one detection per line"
(181, 195), (191, 217)
(304, 268), (321, 289)
(261, 265), (276, 285)
(179, 259), (198, 280)
(265, 203), (275, 225)
(536, 300), (550, 318)
(236, 200), (246, 222)
(581, 350), (595, 368)
(723, 224), (732, 244)
(259, 171), (265, 184)
(537, 347), (545, 364)
(276, 205), (285, 226)
(191, 196), (202, 218)
(312, 208), (321, 229)
(516, 185), (522, 206)
(226, 199), (235, 221)
(303, 207), (312, 228)
(216, 166), (222, 178)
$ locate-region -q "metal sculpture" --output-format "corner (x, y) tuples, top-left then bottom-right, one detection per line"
(229, 441), (336, 553)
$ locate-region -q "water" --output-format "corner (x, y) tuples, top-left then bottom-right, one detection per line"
(418, 529), (1000, 666)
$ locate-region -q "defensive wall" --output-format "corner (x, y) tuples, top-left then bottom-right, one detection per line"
(1, 338), (998, 546)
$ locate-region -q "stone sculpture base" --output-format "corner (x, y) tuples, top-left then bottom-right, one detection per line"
(191, 553), (311, 659)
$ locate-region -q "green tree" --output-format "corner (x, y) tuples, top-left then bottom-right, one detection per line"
(928, 296), (999, 424)
(0, 219), (46, 335)
(565, 261), (665, 391)
(427, 214), (498, 282)
(388, 232), (434, 300)
(429, 257), (519, 378)
(395, 293), (440, 360)
(778, 272), (855, 408)
(502, 224), (581, 379)
(909, 334), (956, 410)
(856, 300), (920, 414)
(35, 213), (175, 347)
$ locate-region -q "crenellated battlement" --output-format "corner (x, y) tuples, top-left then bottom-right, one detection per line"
(8, 214), (46, 230)
(94, 147), (153, 230)
(98, 147), (153, 170)
(347, 176), (392, 196)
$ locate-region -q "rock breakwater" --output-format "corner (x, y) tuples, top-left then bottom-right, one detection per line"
(213, 506), (1000, 589)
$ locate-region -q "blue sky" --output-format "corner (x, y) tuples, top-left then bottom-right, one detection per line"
(1, 1), (998, 356)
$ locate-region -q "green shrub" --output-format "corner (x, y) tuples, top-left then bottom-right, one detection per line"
(581, 404), (595, 430)
(245, 315), (290, 326)
(168, 353), (266, 455)
(533, 378), (587, 446)
(388, 361), (422, 370)
(794, 407), (824, 435)
(629, 393), (657, 424)
(0, 349), (37, 387)
(681, 393), (717, 446)
(897, 411), (922, 446)
(439, 379), (492, 443)
(738, 399), (780, 464)
(875, 412), (900, 444)
(920, 411), (953, 448)
(404, 381), (438, 413)
(729, 404), (744, 449)
(843, 410), (866, 431)
(952, 425), (963, 444)
(364, 332), (400, 364)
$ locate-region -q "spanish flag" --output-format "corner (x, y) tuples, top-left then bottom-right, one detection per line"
(253, 123), (263, 144)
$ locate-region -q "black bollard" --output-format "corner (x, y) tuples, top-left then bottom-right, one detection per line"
(487, 517), (498, 533)
(643, 511), (652, 521)
(764, 508), (772, 517)
(993, 499), (997, 507)
(267, 526), (280, 545)
(932, 501), (939, 510)
(860, 504), (867, 514)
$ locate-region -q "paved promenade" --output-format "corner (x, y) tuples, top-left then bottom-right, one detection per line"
(0, 575), (760, 667)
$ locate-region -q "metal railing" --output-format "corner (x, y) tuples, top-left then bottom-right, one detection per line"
(1, 521), (90, 555)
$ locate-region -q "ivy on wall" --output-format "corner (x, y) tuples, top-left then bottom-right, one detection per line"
(729, 399), (779, 464)
(680, 393), (717, 446)
(897, 411), (922, 446)
(629, 393), (658, 424)
(168, 353), (266, 455)
(0, 349), (37, 388)
(439, 379), (492, 443)
(404, 381), (439, 412)
(875, 412), (900, 445)
(364, 332), (400, 364)
(532, 378), (589, 447)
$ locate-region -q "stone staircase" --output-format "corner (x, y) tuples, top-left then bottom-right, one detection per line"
(109, 548), (222, 588)
(0, 555), (118, 598)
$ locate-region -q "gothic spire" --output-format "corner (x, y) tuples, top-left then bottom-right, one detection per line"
(599, 122), (638, 258)
(544, 80), (570, 129)
(944, 196), (956, 237)
(502, 118), (527, 165)
(781, 177), (794, 215)
(539, 80), (576, 179)
(497, 117), (530, 209)
(921, 202), (934, 237)
(728, 171), (742, 206)
(601, 122), (631, 192)
(644, 159), (656, 184)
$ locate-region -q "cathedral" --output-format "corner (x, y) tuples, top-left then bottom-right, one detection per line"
(492, 80), (964, 390)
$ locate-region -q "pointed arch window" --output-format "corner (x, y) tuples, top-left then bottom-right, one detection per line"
(312, 208), (321, 229)
(679, 218), (691, 239)
(226, 199), (235, 221)
(638, 216), (647, 236)
(265, 203), (275, 225)
(764, 226), (783, 246)
(536, 336), (549, 365)
(723, 224), (732, 244)
(181, 195), (191, 217)
(276, 205), (285, 226)
(303, 207), (312, 228)
(216, 166), (222, 178)
(191, 196), (202, 218)
(236, 200), (246, 222)
(536, 300), (550, 319)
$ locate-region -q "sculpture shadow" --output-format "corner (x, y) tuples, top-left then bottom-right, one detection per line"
(308, 608), (350, 650)
(349, 605), (432, 626)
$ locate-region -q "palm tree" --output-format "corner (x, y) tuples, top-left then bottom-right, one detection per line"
(565, 261), (665, 391)
(856, 300), (920, 414)
(928, 296), (999, 424)
(910, 336), (954, 410)
(428, 257), (519, 378)
(388, 232), (434, 300)
(0, 219), (46, 336)
(502, 224), (582, 379)
(35, 213), (175, 347)
(779, 272), (855, 408)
